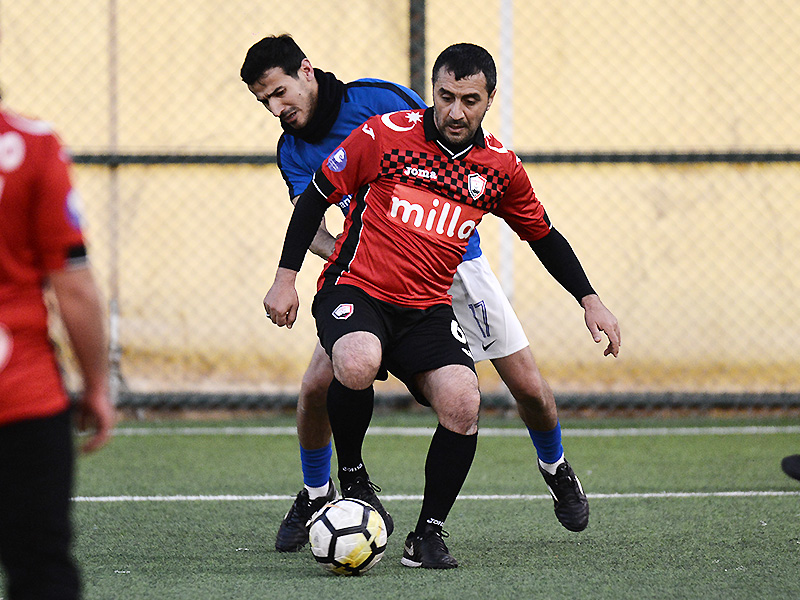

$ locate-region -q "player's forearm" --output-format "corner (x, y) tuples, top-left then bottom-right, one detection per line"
(309, 217), (337, 260)
(528, 228), (596, 304)
(49, 268), (110, 392)
(278, 177), (331, 271)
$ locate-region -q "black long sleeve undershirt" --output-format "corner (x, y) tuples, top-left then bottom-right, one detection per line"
(528, 228), (596, 303)
(278, 172), (331, 272)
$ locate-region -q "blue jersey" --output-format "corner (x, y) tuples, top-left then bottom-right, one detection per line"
(277, 77), (482, 260)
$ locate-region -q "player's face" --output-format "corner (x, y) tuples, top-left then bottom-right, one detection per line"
(432, 67), (495, 146)
(247, 58), (318, 129)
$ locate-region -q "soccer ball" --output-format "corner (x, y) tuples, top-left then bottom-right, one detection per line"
(308, 498), (388, 575)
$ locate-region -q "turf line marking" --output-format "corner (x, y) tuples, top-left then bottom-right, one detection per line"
(110, 425), (800, 437)
(73, 491), (800, 503)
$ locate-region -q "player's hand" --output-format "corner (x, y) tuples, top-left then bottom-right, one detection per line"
(264, 268), (300, 328)
(581, 294), (621, 357)
(77, 384), (115, 453)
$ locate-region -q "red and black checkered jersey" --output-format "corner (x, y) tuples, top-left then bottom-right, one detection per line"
(316, 107), (551, 309)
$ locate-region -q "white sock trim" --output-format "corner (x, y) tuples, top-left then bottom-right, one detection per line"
(538, 454), (565, 475)
(305, 481), (331, 500)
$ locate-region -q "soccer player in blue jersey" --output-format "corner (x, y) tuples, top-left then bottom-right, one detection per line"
(241, 35), (618, 555)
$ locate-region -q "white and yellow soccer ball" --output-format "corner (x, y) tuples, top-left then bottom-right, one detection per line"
(308, 498), (388, 575)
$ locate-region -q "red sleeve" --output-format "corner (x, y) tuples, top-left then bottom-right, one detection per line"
(492, 154), (552, 242)
(320, 116), (383, 199)
(32, 135), (85, 272)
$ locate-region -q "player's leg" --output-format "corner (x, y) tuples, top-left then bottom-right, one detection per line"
(326, 330), (396, 534)
(389, 307), (479, 569)
(492, 347), (559, 454)
(492, 348), (588, 531)
(313, 285), (394, 535)
(450, 255), (588, 532)
(0, 409), (80, 599)
(401, 364), (479, 570)
(451, 255), (560, 443)
(275, 342), (336, 552)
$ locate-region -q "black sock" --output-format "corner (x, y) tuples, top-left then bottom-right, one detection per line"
(415, 424), (478, 534)
(326, 378), (374, 486)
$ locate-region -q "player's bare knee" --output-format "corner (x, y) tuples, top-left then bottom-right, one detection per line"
(331, 332), (381, 390)
(330, 355), (380, 390)
(510, 374), (554, 410)
(432, 389), (480, 435)
(438, 405), (479, 436)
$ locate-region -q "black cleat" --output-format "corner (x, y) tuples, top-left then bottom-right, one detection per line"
(539, 460), (590, 532)
(400, 528), (458, 569)
(275, 480), (337, 552)
(341, 477), (394, 537)
(782, 455), (800, 481)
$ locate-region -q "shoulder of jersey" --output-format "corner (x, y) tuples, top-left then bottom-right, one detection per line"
(483, 130), (520, 163)
(345, 79), (423, 107)
(3, 110), (56, 136)
(372, 109), (425, 134)
(347, 77), (403, 90)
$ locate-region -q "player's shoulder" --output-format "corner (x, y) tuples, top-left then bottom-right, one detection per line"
(1, 108), (58, 138)
(277, 130), (304, 162)
(344, 78), (425, 109)
(0, 108), (66, 169)
(360, 108), (425, 140)
(480, 130), (521, 168)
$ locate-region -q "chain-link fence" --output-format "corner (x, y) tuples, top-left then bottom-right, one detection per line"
(2, 1), (799, 406)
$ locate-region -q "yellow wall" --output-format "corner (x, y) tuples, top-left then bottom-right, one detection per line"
(3, 1), (798, 393)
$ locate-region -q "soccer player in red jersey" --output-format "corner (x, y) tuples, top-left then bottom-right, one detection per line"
(265, 43), (620, 568)
(0, 99), (115, 598)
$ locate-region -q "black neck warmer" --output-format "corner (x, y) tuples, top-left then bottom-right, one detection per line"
(281, 69), (345, 144)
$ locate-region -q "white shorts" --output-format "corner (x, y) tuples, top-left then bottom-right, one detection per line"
(449, 254), (530, 362)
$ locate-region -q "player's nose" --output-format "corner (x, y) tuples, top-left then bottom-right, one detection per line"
(449, 102), (465, 120)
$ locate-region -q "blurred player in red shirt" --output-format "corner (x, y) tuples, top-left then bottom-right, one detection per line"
(0, 98), (115, 599)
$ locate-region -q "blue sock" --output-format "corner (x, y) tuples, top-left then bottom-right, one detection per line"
(527, 422), (564, 464)
(300, 442), (333, 489)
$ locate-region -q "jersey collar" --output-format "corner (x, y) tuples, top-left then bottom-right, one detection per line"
(423, 107), (485, 160)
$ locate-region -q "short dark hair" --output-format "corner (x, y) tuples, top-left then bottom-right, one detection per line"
(240, 34), (307, 85)
(431, 43), (497, 94)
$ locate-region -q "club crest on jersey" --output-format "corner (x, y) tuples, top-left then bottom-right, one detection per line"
(332, 303), (354, 320)
(467, 173), (487, 200)
(327, 147), (347, 172)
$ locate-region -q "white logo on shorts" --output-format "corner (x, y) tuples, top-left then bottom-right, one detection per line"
(451, 319), (467, 344)
(332, 303), (354, 320)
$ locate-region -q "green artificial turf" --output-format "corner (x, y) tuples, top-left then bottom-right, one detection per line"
(4, 412), (799, 599)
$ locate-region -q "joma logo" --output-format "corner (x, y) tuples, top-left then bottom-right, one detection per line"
(403, 166), (438, 180)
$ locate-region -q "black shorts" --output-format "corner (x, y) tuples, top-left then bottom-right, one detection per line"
(0, 408), (79, 599)
(312, 284), (476, 400)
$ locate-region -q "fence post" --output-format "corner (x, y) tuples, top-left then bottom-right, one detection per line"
(409, 0), (426, 100)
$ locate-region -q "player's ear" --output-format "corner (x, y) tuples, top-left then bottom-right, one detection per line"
(299, 58), (315, 81)
(486, 88), (496, 111)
